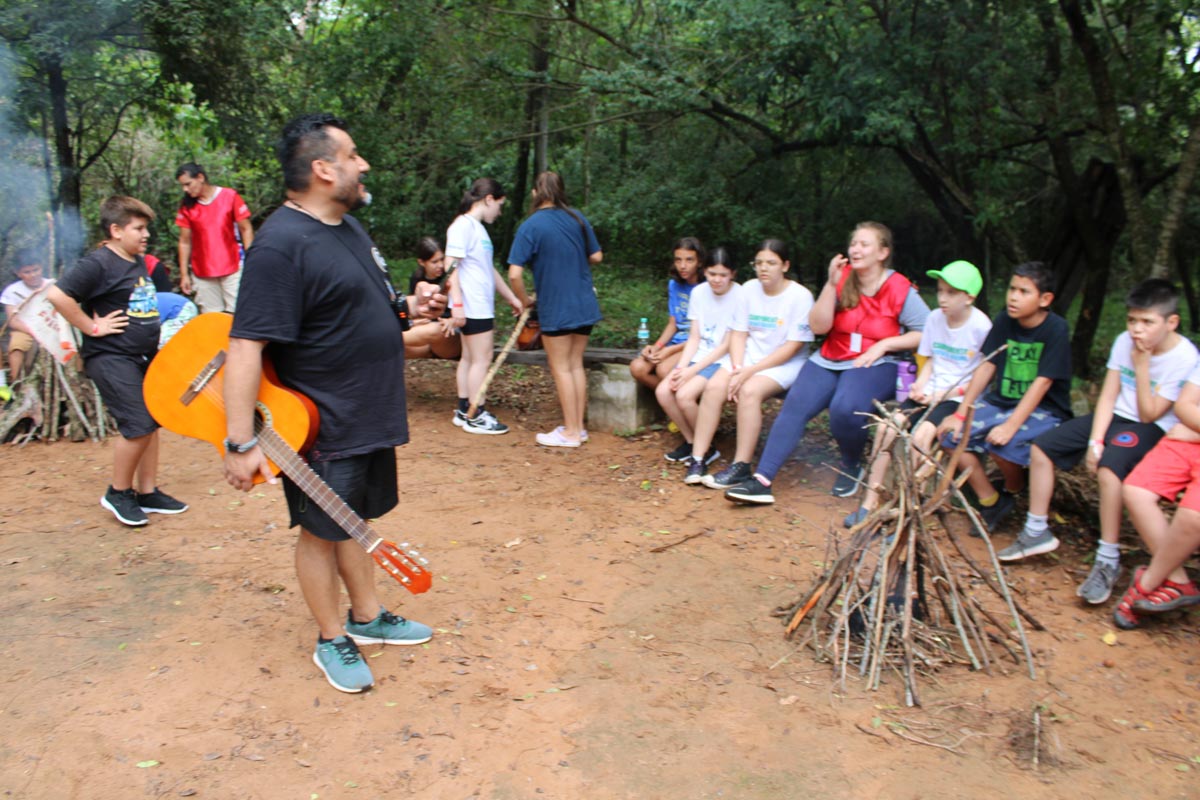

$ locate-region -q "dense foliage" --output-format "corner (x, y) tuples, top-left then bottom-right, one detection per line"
(1, 0), (1198, 371)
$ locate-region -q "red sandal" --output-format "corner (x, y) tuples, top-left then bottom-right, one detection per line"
(1113, 568), (1149, 630)
(1132, 577), (1200, 614)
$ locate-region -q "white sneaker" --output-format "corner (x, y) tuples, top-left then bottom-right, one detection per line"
(452, 409), (468, 427)
(464, 409), (509, 435)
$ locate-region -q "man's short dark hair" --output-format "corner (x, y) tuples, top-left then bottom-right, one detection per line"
(1012, 261), (1056, 295)
(277, 113), (348, 192)
(1125, 278), (1180, 318)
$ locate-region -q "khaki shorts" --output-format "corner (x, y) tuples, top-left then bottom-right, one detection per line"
(7, 330), (34, 353)
(193, 271), (242, 314)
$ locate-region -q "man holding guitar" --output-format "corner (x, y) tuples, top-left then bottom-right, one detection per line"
(222, 113), (445, 693)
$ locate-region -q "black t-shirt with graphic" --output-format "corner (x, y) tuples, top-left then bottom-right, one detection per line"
(230, 207), (409, 462)
(56, 246), (160, 359)
(981, 310), (1072, 419)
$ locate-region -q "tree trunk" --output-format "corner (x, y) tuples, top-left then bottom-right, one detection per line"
(45, 55), (85, 266)
(1151, 111), (1200, 277)
(531, 17), (551, 176)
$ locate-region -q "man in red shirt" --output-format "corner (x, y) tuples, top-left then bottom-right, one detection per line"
(175, 163), (255, 313)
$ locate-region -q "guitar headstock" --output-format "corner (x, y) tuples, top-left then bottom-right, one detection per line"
(372, 540), (433, 595)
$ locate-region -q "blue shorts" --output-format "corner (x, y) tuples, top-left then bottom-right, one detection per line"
(691, 361), (720, 380)
(940, 399), (1065, 467)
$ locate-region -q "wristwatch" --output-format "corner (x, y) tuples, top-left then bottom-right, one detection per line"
(224, 436), (259, 454)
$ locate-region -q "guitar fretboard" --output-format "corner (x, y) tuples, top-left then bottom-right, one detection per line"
(255, 426), (382, 553)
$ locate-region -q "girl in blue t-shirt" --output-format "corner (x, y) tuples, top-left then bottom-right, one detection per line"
(629, 237), (704, 390)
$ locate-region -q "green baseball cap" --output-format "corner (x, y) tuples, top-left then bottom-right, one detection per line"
(926, 260), (982, 297)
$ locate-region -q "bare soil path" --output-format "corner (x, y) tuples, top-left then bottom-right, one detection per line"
(2, 360), (1199, 799)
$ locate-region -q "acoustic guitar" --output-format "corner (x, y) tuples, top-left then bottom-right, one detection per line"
(142, 312), (432, 594)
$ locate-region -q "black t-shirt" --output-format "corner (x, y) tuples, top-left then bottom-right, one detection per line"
(230, 207), (409, 461)
(981, 310), (1073, 419)
(56, 246), (160, 359)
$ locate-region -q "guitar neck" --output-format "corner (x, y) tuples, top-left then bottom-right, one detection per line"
(256, 427), (382, 553)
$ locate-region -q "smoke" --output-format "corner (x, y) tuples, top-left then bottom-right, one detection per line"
(0, 42), (63, 276)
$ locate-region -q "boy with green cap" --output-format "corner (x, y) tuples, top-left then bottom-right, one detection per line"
(1000, 279), (1197, 604)
(845, 260), (991, 527)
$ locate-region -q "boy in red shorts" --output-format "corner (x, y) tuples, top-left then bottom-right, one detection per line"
(1113, 362), (1200, 629)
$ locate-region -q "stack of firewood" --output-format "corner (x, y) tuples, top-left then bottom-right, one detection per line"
(773, 404), (1045, 707)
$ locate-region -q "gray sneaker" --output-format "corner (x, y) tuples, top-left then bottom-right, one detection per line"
(1076, 561), (1121, 605)
(996, 529), (1061, 562)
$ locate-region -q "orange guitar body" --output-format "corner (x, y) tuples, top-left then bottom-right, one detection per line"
(142, 312), (433, 594)
(143, 312), (317, 482)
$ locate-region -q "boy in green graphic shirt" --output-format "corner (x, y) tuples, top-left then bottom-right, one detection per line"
(938, 261), (1072, 534)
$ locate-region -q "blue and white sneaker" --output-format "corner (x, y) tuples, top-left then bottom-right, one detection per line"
(464, 409), (509, 435)
(313, 636), (374, 693)
(452, 409), (468, 427)
(345, 608), (433, 646)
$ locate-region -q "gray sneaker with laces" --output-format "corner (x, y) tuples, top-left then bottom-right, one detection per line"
(1076, 560), (1121, 605)
(996, 529), (1060, 562)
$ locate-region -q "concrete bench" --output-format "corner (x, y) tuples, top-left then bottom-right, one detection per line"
(500, 347), (661, 433)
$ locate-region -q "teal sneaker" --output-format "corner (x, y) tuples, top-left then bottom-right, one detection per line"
(313, 636), (374, 693)
(345, 608), (432, 646)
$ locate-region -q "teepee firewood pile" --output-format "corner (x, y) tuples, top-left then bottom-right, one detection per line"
(772, 402), (1046, 707)
(0, 349), (109, 444)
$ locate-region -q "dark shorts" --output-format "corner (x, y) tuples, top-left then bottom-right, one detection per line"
(543, 325), (594, 337)
(899, 398), (959, 428)
(1032, 413), (1163, 478)
(283, 448), (398, 542)
(84, 353), (159, 439)
(462, 318), (495, 336)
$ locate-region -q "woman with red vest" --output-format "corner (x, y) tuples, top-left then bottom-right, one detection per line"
(724, 221), (930, 504)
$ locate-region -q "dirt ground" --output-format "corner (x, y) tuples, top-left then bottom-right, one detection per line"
(3, 359), (1200, 800)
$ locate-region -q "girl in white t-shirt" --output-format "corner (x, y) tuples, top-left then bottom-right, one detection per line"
(446, 178), (523, 435)
(685, 239), (814, 488)
(657, 248), (743, 462)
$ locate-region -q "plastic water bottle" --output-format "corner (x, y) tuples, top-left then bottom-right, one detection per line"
(895, 360), (917, 402)
(637, 318), (650, 346)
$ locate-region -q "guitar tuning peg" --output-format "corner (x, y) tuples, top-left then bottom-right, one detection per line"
(400, 575), (410, 584)
(418, 558), (429, 566)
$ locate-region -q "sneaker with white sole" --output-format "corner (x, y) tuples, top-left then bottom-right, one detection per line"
(683, 458), (707, 485)
(702, 461), (752, 489)
(464, 409), (509, 435)
(830, 466), (864, 498)
(725, 476), (775, 505)
(313, 636), (374, 693)
(1076, 560), (1121, 605)
(452, 409), (468, 427)
(664, 441), (692, 462)
(996, 529), (1060, 562)
(137, 488), (188, 515)
(101, 486), (148, 527)
(344, 608), (433, 645)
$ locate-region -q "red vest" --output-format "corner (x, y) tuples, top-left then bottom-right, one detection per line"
(820, 266), (911, 362)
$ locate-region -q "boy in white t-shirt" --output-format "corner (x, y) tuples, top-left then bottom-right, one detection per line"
(1113, 360), (1200, 629)
(845, 260), (991, 527)
(1, 248), (52, 382)
(1007, 280), (1198, 604)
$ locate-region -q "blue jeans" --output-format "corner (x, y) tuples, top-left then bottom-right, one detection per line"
(756, 360), (898, 480)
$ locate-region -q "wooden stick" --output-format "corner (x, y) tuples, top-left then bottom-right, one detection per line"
(467, 300), (535, 418)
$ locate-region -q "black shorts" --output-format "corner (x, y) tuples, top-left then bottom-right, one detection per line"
(543, 325), (594, 337)
(283, 448), (398, 541)
(461, 318), (495, 336)
(898, 398), (959, 428)
(1032, 413), (1163, 478)
(84, 353), (159, 439)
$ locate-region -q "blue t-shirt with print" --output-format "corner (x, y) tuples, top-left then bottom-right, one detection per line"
(666, 278), (695, 345)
